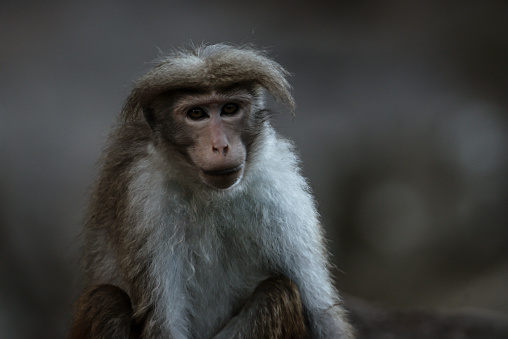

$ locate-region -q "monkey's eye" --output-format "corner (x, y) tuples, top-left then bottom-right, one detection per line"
(221, 103), (239, 116)
(187, 107), (207, 120)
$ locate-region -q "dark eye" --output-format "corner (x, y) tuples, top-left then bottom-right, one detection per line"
(187, 107), (207, 120)
(221, 103), (239, 116)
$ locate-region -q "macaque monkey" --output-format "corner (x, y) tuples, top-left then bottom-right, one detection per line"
(70, 44), (354, 338)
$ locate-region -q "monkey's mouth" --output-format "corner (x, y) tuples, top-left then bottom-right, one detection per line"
(202, 165), (243, 177)
(200, 165), (244, 189)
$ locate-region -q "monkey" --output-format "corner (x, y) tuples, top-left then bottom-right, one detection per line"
(70, 44), (354, 338)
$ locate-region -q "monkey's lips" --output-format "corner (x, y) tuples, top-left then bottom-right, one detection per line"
(200, 164), (244, 189)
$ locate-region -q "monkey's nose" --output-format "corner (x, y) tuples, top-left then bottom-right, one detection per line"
(212, 144), (229, 156)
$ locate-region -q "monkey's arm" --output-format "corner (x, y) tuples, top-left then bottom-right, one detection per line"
(243, 135), (355, 338)
(254, 157), (355, 338)
(270, 216), (355, 339)
(80, 231), (190, 339)
(109, 232), (190, 339)
(213, 276), (307, 339)
(80, 155), (192, 339)
(279, 236), (354, 338)
(274, 231), (354, 339)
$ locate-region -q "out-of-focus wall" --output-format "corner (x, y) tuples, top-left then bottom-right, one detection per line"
(1, 1), (507, 338)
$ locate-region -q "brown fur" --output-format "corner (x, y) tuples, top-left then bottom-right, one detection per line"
(121, 44), (295, 123)
(70, 285), (142, 339)
(243, 276), (308, 338)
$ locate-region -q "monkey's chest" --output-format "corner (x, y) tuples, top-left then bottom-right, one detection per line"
(184, 237), (268, 338)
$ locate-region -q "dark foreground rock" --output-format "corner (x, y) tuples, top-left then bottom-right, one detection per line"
(346, 297), (508, 339)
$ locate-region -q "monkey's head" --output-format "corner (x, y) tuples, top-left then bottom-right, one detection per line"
(121, 44), (295, 190)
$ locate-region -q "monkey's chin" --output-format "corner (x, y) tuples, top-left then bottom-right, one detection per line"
(200, 165), (244, 190)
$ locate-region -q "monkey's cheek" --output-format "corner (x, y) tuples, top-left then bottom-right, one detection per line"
(200, 168), (244, 190)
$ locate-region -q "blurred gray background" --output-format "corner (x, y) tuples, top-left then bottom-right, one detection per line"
(1, 1), (507, 338)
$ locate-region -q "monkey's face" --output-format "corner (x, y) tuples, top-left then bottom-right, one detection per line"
(148, 90), (255, 190)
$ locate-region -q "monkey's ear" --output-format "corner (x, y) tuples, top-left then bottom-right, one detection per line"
(142, 106), (156, 131)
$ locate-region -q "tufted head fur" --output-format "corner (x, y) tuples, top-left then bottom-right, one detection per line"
(121, 43), (295, 122)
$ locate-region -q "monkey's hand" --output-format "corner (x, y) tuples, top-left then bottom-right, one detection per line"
(213, 276), (307, 339)
(70, 284), (142, 339)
